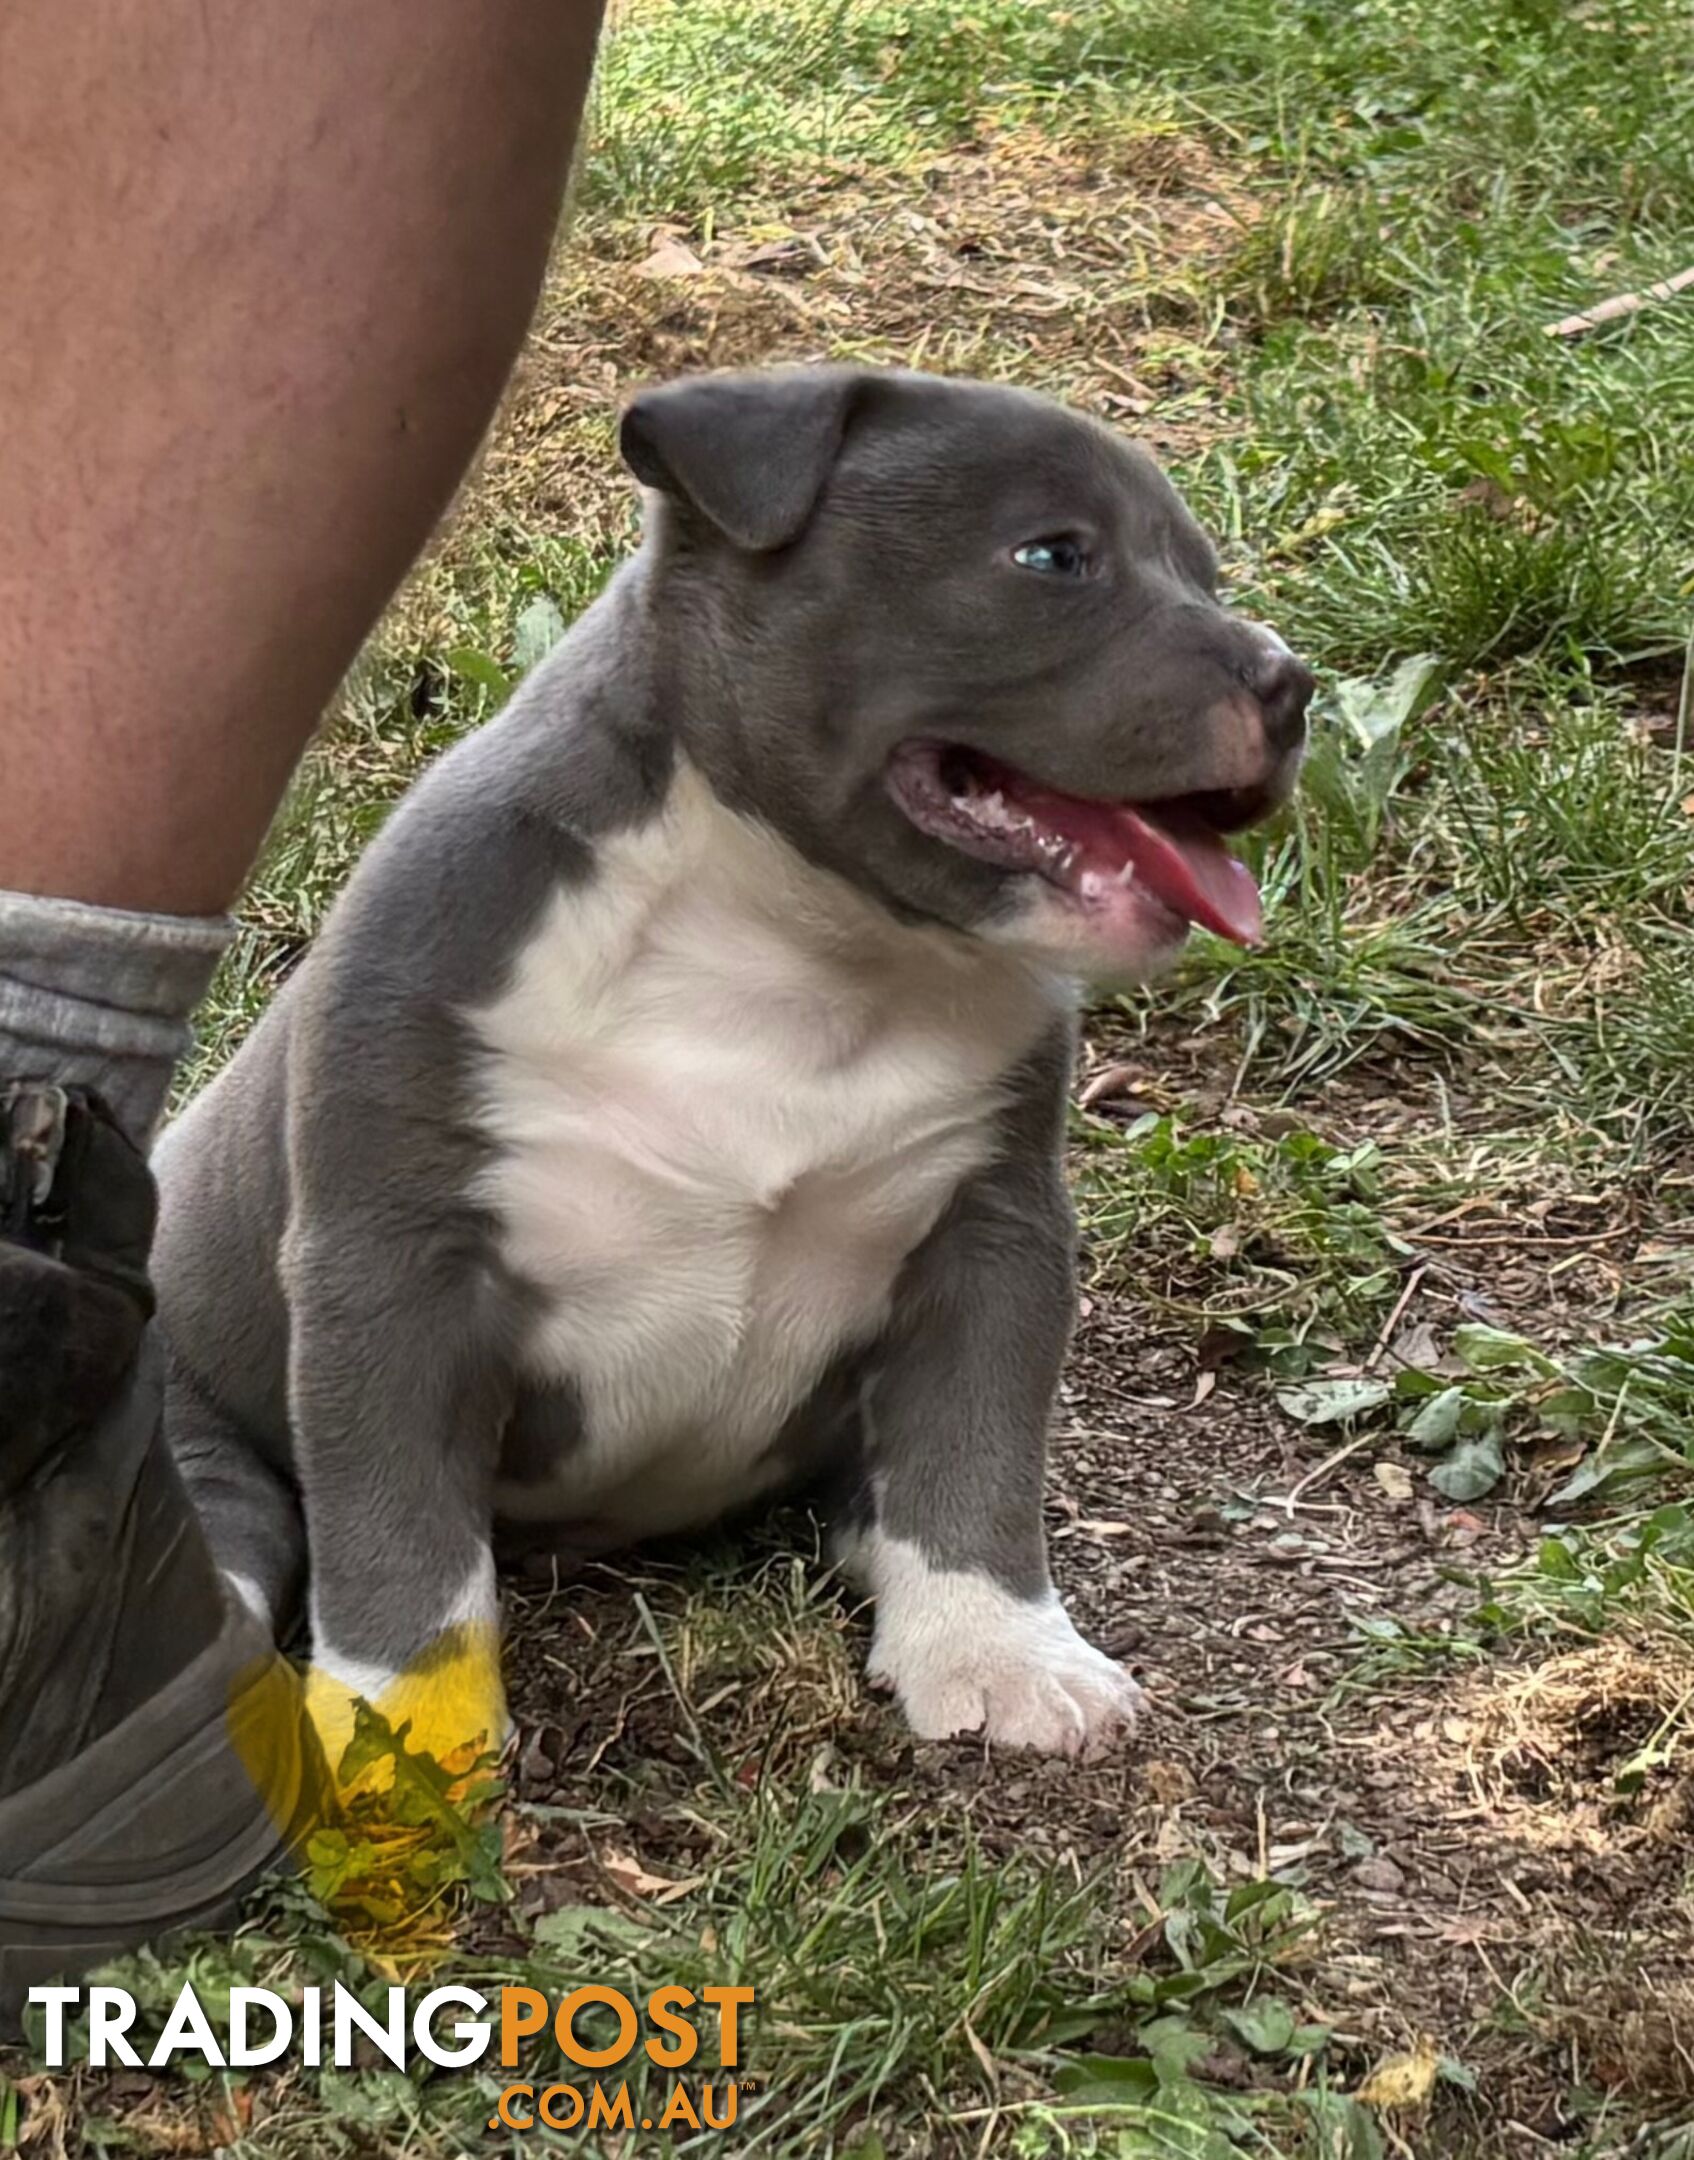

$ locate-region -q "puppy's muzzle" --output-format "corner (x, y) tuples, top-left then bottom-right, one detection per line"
(1194, 630), (1313, 825)
(1242, 640), (1316, 759)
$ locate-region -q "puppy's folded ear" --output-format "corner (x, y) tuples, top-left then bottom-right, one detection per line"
(620, 367), (866, 552)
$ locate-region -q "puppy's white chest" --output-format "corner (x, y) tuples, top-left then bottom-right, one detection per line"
(468, 766), (1062, 1531)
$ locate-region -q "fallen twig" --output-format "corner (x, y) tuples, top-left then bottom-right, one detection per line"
(1362, 1263), (1428, 1374)
(1544, 264), (1694, 337)
(1275, 1431), (1378, 1517)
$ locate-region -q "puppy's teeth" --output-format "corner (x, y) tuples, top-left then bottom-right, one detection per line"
(1115, 860), (1137, 887)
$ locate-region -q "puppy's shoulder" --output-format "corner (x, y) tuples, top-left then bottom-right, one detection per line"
(314, 618), (672, 1014)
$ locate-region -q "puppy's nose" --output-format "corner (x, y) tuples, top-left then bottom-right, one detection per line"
(1245, 645), (1314, 754)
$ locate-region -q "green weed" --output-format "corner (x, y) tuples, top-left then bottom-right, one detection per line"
(1079, 1109), (1402, 1360)
(1274, 1302), (1694, 1510)
(1487, 1501), (1694, 1641)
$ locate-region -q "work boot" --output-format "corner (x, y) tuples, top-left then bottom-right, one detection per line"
(0, 1085), (317, 2020)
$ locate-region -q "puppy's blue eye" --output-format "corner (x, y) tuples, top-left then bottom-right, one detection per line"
(1012, 536), (1090, 577)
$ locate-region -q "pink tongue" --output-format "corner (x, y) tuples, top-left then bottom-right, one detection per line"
(972, 764), (1261, 950)
(1112, 804), (1263, 946)
(1002, 775), (1263, 945)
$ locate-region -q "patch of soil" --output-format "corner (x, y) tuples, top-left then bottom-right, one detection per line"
(489, 1011), (1694, 2156)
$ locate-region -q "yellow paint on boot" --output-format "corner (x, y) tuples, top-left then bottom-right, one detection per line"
(224, 1644), (338, 1846)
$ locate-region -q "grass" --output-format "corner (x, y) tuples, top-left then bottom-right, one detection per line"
(17, 0), (1694, 2154)
(16, 1553), (1372, 2159)
(1122, 642), (1694, 1132)
(1077, 1107), (1404, 1371)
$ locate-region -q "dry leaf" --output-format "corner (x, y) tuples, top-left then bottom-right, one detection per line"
(1078, 1061), (1145, 1109)
(1374, 1461), (1415, 1502)
(962, 2017), (998, 2086)
(635, 237), (706, 279)
(722, 235), (815, 273)
(602, 1848), (706, 1902)
(211, 2088), (256, 2144)
(1187, 1370), (1218, 1410)
(1389, 1320), (1443, 1370)
(1356, 2034), (1440, 2110)
(1142, 1758), (1195, 1805)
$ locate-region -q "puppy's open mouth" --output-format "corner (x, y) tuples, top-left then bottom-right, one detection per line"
(886, 741), (1265, 946)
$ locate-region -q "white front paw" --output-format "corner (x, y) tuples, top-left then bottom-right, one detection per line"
(862, 1548), (1145, 1758)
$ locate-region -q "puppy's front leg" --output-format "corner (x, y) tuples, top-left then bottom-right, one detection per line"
(285, 1225), (512, 1779)
(840, 1052), (1145, 1758)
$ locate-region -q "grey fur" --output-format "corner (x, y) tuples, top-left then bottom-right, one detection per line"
(153, 366), (1308, 1709)
(862, 1023), (1076, 1599)
(156, 566), (669, 1657)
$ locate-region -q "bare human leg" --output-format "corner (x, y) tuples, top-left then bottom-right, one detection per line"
(0, 0), (604, 2014)
(0, 0), (604, 917)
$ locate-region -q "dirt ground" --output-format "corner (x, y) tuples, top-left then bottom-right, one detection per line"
(480, 1012), (1694, 2157)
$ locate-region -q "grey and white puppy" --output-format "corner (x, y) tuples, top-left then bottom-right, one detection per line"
(153, 367), (1310, 1762)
